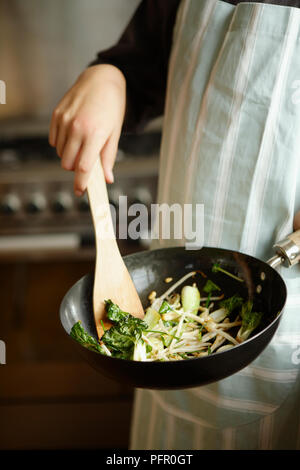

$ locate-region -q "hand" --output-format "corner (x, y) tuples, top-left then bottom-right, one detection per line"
(293, 211), (300, 231)
(49, 64), (126, 195)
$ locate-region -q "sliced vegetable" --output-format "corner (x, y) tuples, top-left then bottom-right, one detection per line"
(202, 280), (221, 309)
(212, 263), (244, 283)
(103, 327), (135, 359)
(101, 300), (148, 359)
(203, 279), (221, 293)
(236, 300), (263, 343)
(105, 299), (147, 339)
(205, 294), (211, 309)
(133, 340), (147, 361)
(144, 307), (161, 330)
(159, 300), (172, 315)
(219, 294), (244, 314)
(162, 311), (181, 321)
(149, 336), (165, 352)
(181, 285), (200, 315)
(70, 321), (105, 355)
(198, 324), (204, 341)
(209, 308), (227, 323)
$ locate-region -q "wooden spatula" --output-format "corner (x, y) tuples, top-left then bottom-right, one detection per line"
(87, 158), (144, 339)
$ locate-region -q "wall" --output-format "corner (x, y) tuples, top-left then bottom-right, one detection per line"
(0, 0), (140, 120)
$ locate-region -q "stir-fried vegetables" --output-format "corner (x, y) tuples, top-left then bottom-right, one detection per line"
(70, 266), (264, 362)
(70, 322), (106, 355)
(100, 300), (148, 360)
(212, 263), (244, 283)
(236, 300), (263, 343)
(181, 285), (201, 315)
(219, 294), (244, 314)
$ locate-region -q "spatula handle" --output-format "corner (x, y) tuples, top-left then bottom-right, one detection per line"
(87, 158), (116, 243)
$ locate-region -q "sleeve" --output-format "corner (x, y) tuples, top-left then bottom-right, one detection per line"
(89, 0), (181, 133)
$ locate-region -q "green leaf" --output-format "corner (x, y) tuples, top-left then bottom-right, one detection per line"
(159, 300), (172, 315)
(219, 294), (244, 314)
(179, 353), (190, 360)
(102, 327), (135, 355)
(105, 299), (128, 322)
(101, 300), (148, 360)
(105, 299), (147, 338)
(212, 263), (244, 282)
(203, 279), (221, 294)
(70, 322), (105, 355)
(240, 300), (263, 333)
(205, 293), (211, 309)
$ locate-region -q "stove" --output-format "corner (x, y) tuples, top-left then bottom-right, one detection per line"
(0, 131), (160, 259)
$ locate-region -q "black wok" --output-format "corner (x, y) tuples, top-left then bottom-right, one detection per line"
(60, 239), (299, 389)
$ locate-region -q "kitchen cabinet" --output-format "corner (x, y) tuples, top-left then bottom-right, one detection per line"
(0, 258), (134, 449)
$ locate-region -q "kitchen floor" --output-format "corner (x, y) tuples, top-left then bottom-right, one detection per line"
(0, 256), (134, 449)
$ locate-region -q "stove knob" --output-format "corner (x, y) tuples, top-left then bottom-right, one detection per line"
(133, 187), (152, 206)
(78, 194), (90, 212)
(0, 193), (21, 214)
(52, 192), (73, 213)
(0, 149), (19, 165)
(26, 193), (47, 214)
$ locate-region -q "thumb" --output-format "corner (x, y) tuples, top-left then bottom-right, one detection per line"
(293, 210), (300, 231)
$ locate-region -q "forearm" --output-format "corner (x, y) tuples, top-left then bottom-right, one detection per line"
(89, 0), (181, 133)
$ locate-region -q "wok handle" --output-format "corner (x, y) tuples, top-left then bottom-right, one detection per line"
(268, 229), (300, 268)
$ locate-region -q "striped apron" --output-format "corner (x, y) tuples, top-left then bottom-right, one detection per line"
(130, 0), (300, 450)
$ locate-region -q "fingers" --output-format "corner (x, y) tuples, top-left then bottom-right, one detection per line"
(49, 107), (68, 157)
(56, 113), (71, 158)
(50, 108), (84, 171)
(73, 132), (108, 196)
(293, 211), (300, 231)
(60, 121), (83, 171)
(49, 109), (59, 147)
(48, 65), (125, 197)
(100, 130), (120, 184)
(49, 106), (120, 196)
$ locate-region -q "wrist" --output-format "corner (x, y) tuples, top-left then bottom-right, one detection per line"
(86, 64), (126, 89)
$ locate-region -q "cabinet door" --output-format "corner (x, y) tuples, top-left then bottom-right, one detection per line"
(0, 259), (133, 449)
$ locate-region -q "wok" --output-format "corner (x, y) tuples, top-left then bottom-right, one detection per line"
(60, 233), (300, 390)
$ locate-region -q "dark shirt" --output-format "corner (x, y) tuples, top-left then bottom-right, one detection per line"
(90, 0), (300, 132)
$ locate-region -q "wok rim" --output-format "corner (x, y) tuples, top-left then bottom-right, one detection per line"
(60, 245), (287, 367)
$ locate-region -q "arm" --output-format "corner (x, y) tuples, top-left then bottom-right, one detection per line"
(49, 0), (180, 196)
(90, 0), (181, 133)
